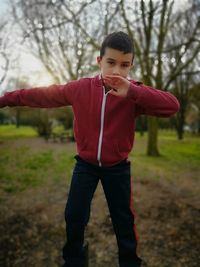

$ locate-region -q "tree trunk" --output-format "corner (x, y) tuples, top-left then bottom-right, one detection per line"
(147, 116), (159, 156)
(177, 110), (184, 140)
(177, 126), (183, 140)
(16, 108), (21, 128)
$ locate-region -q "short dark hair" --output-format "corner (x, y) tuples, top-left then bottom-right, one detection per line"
(100, 31), (135, 63)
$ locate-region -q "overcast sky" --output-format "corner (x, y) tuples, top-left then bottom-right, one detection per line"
(0, 0), (8, 15)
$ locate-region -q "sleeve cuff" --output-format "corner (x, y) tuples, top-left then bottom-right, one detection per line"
(0, 96), (6, 108)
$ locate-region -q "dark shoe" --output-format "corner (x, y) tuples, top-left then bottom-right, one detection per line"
(61, 241), (89, 267)
(141, 260), (148, 267)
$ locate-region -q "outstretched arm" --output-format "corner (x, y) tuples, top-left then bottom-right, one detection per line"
(103, 75), (180, 117)
(0, 80), (78, 108)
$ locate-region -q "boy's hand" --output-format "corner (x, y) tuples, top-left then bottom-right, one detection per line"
(103, 75), (130, 97)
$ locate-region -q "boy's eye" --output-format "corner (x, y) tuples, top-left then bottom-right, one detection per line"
(122, 64), (129, 68)
(107, 61), (114, 65)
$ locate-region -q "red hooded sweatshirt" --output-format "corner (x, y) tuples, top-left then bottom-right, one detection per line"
(0, 75), (180, 166)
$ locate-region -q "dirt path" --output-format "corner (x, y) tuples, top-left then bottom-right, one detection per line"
(0, 139), (200, 267)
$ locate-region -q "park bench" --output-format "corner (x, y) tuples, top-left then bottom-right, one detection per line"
(46, 132), (69, 143)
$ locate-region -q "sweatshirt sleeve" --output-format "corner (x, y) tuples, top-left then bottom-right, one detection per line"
(0, 80), (79, 108)
(127, 81), (180, 117)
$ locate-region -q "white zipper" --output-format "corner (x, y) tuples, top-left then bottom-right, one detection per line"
(97, 87), (108, 166)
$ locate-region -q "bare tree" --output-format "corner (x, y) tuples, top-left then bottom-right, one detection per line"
(0, 11), (22, 95)
(189, 83), (200, 134)
(0, 20), (10, 86)
(167, 0), (200, 139)
(119, 0), (200, 155)
(10, 0), (127, 82)
(10, 0), (103, 82)
(173, 73), (191, 139)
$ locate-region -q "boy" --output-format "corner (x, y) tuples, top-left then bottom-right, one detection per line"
(0, 32), (180, 267)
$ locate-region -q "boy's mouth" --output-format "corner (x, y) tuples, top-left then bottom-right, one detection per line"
(102, 77), (111, 90)
(101, 74), (118, 92)
(104, 84), (112, 91)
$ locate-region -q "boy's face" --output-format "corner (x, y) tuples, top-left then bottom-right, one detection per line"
(97, 48), (133, 79)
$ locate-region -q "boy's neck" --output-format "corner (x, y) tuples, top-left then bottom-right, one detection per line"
(101, 77), (111, 93)
(104, 85), (111, 94)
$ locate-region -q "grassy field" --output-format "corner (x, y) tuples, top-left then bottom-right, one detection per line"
(1, 125), (200, 267)
(0, 125), (199, 193)
(132, 130), (200, 181)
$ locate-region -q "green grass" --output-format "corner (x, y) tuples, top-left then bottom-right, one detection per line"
(132, 130), (200, 181)
(0, 126), (199, 193)
(0, 125), (75, 193)
(0, 124), (71, 138)
(0, 125), (37, 138)
(0, 145), (74, 193)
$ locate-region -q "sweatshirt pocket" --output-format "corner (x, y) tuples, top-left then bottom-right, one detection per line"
(77, 136), (97, 161)
(117, 138), (132, 156)
(101, 138), (125, 165)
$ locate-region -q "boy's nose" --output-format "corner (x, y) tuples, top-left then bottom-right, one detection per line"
(112, 66), (120, 75)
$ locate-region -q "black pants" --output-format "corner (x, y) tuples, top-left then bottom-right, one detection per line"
(62, 155), (142, 267)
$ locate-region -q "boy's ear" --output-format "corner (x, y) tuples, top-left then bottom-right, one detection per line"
(97, 56), (102, 65)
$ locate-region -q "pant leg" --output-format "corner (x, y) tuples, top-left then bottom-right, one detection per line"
(101, 160), (142, 267)
(63, 156), (99, 267)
